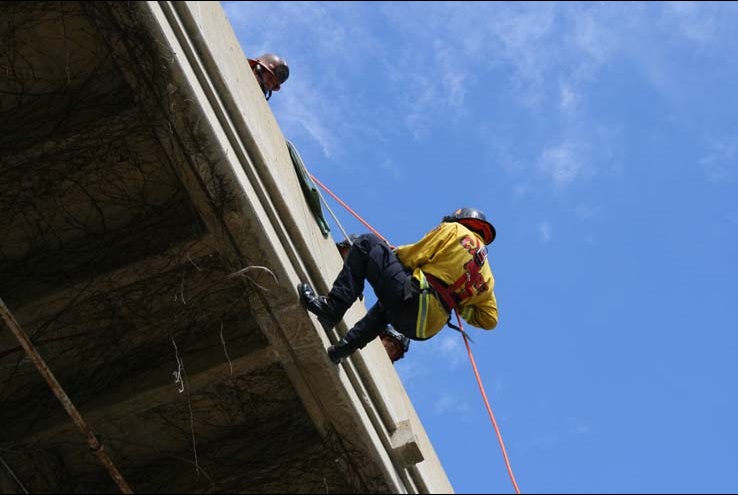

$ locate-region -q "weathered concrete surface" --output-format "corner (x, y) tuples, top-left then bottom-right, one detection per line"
(0, 2), (453, 493)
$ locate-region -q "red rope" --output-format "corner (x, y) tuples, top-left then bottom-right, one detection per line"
(310, 174), (521, 493)
(309, 173), (394, 248)
(457, 312), (521, 494)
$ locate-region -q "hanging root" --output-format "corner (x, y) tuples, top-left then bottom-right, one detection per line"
(171, 336), (185, 393)
(219, 321), (233, 378)
(226, 265), (277, 291)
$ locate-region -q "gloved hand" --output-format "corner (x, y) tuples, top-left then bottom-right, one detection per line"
(335, 234), (360, 259)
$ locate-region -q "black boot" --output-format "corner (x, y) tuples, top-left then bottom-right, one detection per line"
(298, 283), (349, 331)
(325, 305), (387, 365)
(327, 337), (359, 365)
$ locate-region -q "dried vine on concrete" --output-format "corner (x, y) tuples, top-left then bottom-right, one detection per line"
(0, 2), (386, 494)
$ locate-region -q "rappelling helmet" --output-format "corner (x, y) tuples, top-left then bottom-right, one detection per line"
(380, 325), (410, 362)
(443, 207), (497, 245)
(248, 53), (290, 92)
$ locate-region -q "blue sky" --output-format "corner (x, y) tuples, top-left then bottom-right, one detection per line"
(223, 2), (738, 493)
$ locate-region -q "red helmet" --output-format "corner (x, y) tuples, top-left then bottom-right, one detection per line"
(248, 53), (289, 92)
(443, 207), (497, 245)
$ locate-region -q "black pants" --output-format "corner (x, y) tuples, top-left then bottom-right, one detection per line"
(329, 233), (422, 349)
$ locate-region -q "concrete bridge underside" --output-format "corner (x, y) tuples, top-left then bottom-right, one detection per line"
(0, 2), (452, 493)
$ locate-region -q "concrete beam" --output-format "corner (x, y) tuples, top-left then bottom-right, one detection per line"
(1, 235), (215, 354)
(17, 346), (278, 448)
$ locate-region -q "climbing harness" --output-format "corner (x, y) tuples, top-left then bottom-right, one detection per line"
(424, 244), (488, 312)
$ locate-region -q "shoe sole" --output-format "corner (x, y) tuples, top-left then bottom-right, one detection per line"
(297, 283), (336, 332)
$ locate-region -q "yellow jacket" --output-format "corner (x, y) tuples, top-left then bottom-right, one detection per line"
(395, 222), (498, 339)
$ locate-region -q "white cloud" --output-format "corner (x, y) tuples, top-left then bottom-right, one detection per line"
(572, 422), (591, 436)
(430, 333), (466, 369)
(395, 332), (466, 388)
(559, 83), (578, 111)
(378, 158), (402, 181)
(574, 204), (600, 220)
(493, 377), (506, 396)
(698, 138), (737, 182)
(378, 2), (561, 132)
(275, 82), (338, 159)
(538, 222), (552, 244)
(571, 10), (619, 64)
(512, 184), (530, 201)
(433, 393), (472, 416)
(663, 1), (718, 45)
(538, 140), (589, 187)
(530, 432), (560, 450)
(437, 334), (459, 353)
(394, 356), (427, 389)
(491, 4), (558, 85)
